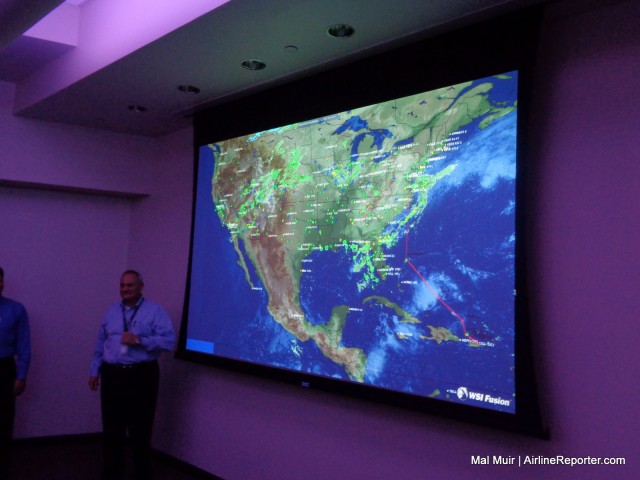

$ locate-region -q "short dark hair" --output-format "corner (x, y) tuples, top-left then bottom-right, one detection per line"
(121, 270), (144, 285)
(0, 267), (3, 278)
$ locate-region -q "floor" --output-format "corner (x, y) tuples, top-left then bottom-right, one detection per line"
(7, 435), (222, 480)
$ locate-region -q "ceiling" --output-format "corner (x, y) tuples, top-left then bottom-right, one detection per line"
(0, 0), (547, 137)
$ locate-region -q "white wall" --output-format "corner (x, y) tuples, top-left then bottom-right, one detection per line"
(0, 79), (178, 438)
(1, 1), (639, 479)
(150, 1), (640, 479)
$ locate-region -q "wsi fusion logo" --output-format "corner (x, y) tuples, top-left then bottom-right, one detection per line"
(452, 386), (512, 407)
(456, 387), (469, 401)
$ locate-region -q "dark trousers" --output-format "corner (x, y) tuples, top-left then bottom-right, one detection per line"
(0, 357), (16, 479)
(100, 361), (159, 480)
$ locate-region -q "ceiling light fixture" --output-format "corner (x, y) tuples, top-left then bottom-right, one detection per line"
(327, 24), (355, 39)
(241, 59), (266, 71)
(178, 85), (201, 94)
(127, 105), (148, 113)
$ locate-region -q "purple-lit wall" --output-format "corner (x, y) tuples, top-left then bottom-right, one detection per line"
(152, 2), (639, 479)
(0, 0), (638, 479)
(0, 79), (170, 437)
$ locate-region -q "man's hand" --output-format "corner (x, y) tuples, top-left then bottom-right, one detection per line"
(88, 376), (100, 391)
(13, 379), (26, 397)
(121, 331), (141, 346)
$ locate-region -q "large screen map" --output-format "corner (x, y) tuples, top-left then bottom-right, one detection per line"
(185, 71), (519, 414)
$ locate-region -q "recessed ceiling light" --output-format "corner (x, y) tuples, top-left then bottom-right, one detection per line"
(327, 24), (355, 39)
(284, 45), (299, 53)
(241, 59), (266, 71)
(127, 105), (148, 113)
(178, 85), (201, 94)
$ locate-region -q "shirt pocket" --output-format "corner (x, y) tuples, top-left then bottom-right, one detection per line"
(132, 320), (153, 337)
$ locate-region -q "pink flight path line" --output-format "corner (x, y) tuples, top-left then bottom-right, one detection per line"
(403, 226), (477, 343)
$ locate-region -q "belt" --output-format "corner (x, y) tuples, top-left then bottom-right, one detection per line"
(101, 360), (157, 371)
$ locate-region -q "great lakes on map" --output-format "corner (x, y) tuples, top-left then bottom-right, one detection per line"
(202, 72), (517, 394)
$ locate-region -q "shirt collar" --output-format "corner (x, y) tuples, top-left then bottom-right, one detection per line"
(122, 296), (144, 309)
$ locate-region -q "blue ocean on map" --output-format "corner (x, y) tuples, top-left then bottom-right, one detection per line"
(187, 88), (518, 413)
(301, 112), (516, 395)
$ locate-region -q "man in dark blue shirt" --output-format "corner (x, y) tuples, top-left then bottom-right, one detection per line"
(0, 267), (31, 480)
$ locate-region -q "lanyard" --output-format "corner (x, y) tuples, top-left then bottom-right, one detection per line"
(121, 298), (144, 332)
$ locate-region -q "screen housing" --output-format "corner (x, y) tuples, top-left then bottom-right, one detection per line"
(178, 7), (548, 438)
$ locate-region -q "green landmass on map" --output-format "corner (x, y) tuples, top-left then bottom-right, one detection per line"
(209, 75), (516, 381)
(420, 326), (460, 344)
(363, 296), (420, 324)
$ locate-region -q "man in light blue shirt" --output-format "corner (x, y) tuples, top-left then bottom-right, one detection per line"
(89, 270), (175, 480)
(0, 267), (31, 480)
